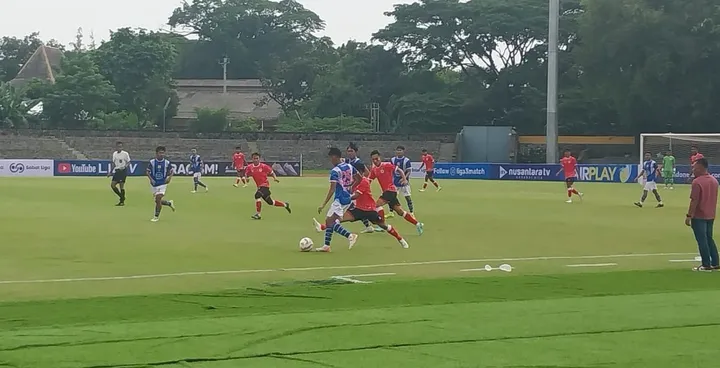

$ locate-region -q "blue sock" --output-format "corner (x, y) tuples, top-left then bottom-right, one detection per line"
(194, 181), (198, 191)
(361, 219), (370, 227)
(324, 227), (333, 246)
(198, 181), (207, 188)
(333, 223), (351, 238)
(155, 206), (161, 217)
(405, 197), (414, 212)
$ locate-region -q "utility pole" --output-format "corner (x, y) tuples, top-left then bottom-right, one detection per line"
(219, 56), (230, 94)
(546, 0), (559, 163)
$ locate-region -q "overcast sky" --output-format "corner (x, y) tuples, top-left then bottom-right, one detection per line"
(0, 0), (413, 47)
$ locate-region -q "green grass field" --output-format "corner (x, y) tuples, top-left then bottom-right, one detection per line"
(0, 177), (716, 368)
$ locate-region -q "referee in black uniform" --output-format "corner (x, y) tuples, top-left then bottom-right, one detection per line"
(109, 141), (131, 206)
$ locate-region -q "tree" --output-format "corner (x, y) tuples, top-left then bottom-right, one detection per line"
(168, 0), (335, 112)
(0, 33), (44, 82)
(38, 53), (119, 128)
(575, 0), (720, 134)
(93, 28), (178, 126)
(0, 82), (30, 128)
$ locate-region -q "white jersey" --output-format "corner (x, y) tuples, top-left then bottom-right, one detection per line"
(112, 150), (131, 171)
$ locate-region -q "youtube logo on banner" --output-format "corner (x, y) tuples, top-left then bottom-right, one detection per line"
(57, 162), (71, 174)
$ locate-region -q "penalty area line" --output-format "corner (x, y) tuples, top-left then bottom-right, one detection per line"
(0, 252), (693, 286)
(566, 263), (617, 268)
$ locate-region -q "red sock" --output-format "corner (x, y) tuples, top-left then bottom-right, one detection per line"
(377, 207), (385, 220)
(320, 224), (327, 230)
(433, 181), (439, 188)
(273, 200), (285, 207)
(386, 225), (402, 241)
(423, 182), (428, 189)
(403, 211), (418, 225)
(571, 188), (579, 195)
(567, 189), (572, 198)
(236, 178), (241, 184)
(255, 200), (262, 213)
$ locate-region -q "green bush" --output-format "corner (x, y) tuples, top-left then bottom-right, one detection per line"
(190, 107), (230, 133)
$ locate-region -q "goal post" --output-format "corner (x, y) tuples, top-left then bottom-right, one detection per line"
(639, 133), (719, 165)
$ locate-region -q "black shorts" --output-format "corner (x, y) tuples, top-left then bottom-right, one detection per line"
(425, 170), (434, 180)
(565, 177), (576, 185)
(237, 168), (246, 176)
(254, 186), (271, 200)
(112, 168), (128, 183)
(349, 207), (382, 224)
(380, 190), (401, 208)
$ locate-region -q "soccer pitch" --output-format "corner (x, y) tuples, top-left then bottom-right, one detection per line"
(1, 177), (718, 367)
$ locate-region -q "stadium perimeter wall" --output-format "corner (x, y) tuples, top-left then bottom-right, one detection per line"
(3, 159), (714, 182)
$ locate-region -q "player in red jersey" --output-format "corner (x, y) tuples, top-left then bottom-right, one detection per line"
(419, 148), (441, 192)
(244, 153), (291, 219)
(313, 168), (409, 248)
(232, 147), (247, 187)
(689, 146), (705, 182)
(691, 146), (704, 165)
(556, 149), (583, 203)
(370, 150), (424, 235)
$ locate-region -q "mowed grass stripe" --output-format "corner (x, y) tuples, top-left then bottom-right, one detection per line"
(0, 270), (716, 329)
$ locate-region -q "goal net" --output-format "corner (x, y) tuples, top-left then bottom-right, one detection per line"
(640, 133), (717, 165)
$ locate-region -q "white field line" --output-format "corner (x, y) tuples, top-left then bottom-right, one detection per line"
(460, 269), (491, 272)
(337, 273), (396, 278)
(330, 276), (372, 284)
(566, 263), (618, 268)
(329, 272), (396, 284)
(668, 260), (697, 263)
(0, 252), (694, 286)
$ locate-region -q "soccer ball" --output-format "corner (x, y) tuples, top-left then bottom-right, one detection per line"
(299, 237), (314, 252)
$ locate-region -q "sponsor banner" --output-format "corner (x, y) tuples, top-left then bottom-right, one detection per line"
(671, 165), (720, 180)
(54, 160), (301, 177)
(0, 159), (54, 177)
(496, 164), (638, 183)
(432, 163), (492, 179)
(54, 160), (144, 176)
(410, 162), (426, 179)
(216, 161), (301, 177)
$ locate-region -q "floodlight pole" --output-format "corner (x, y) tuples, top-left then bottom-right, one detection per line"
(546, 0), (559, 163)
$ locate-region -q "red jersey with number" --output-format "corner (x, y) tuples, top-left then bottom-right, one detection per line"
(353, 177), (376, 211)
(369, 162), (397, 192)
(691, 153), (704, 165)
(245, 163), (272, 188)
(560, 156), (577, 178)
(233, 153), (246, 169)
(422, 154), (435, 171)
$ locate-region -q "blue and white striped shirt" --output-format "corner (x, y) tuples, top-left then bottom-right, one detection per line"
(148, 158), (172, 186)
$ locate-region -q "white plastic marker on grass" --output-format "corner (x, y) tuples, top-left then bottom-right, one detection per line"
(461, 264), (513, 272)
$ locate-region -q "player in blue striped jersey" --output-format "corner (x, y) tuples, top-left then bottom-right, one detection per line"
(147, 146), (176, 222)
(634, 151), (664, 208)
(190, 149), (208, 193)
(391, 146), (414, 214)
(316, 147), (358, 252)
